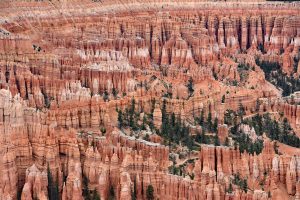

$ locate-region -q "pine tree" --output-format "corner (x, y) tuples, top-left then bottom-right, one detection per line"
(161, 99), (169, 137)
(213, 117), (218, 132)
(129, 98), (136, 129)
(221, 95), (225, 103)
(255, 98), (260, 112)
(207, 111), (213, 131)
(187, 78), (194, 97)
(224, 137), (230, 146)
(146, 185), (154, 200)
(199, 109), (204, 126)
(201, 129), (208, 144)
(171, 113), (176, 127)
(242, 179), (248, 192)
(47, 165), (59, 200)
(224, 109), (235, 126)
(112, 88), (118, 98)
(214, 134), (220, 146)
(103, 90), (109, 102)
(238, 103), (246, 121)
(228, 182), (233, 193)
(140, 115), (146, 130)
(108, 185), (115, 200)
(117, 109), (123, 128)
(82, 174), (91, 200)
(162, 99), (167, 123)
(92, 189), (101, 200)
(131, 177), (137, 200)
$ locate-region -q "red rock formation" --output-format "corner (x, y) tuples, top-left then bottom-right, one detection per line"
(0, 1), (299, 200)
(218, 124), (229, 144)
(21, 165), (48, 200)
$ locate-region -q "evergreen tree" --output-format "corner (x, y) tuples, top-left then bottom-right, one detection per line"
(213, 117), (218, 132)
(283, 118), (291, 133)
(162, 99), (167, 122)
(161, 99), (169, 137)
(201, 129), (208, 144)
(238, 103), (246, 121)
(131, 177), (137, 200)
(141, 115), (147, 130)
(112, 88), (118, 98)
(82, 174), (91, 200)
(129, 98), (136, 129)
(143, 134), (150, 141)
(255, 98), (260, 112)
(221, 95), (225, 103)
(171, 113), (176, 127)
(146, 185), (154, 200)
(224, 109), (236, 126)
(103, 90), (109, 102)
(242, 179), (248, 192)
(228, 183), (233, 193)
(214, 134), (220, 146)
(199, 109), (204, 126)
(117, 109), (123, 128)
(108, 185), (115, 200)
(207, 111), (213, 131)
(224, 137), (230, 146)
(243, 113), (300, 148)
(187, 78), (194, 97)
(47, 165), (59, 200)
(92, 189), (101, 200)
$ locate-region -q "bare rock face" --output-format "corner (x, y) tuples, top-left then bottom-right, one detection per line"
(21, 165), (48, 200)
(217, 124), (229, 144)
(0, 0), (300, 200)
(153, 104), (162, 129)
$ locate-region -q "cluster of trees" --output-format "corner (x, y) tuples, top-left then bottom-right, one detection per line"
(117, 99), (155, 131)
(168, 159), (195, 179)
(117, 99), (142, 131)
(117, 99), (197, 150)
(225, 106), (264, 155)
(224, 109), (238, 126)
(92, 88), (119, 101)
(232, 173), (248, 193)
(237, 63), (251, 71)
(237, 63), (252, 82)
(224, 104), (246, 126)
(195, 129), (220, 146)
(195, 130), (210, 144)
(231, 129), (264, 155)
(194, 109), (220, 146)
(131, 180), (154, 200)
(195, 109), (218, 133)
(117, 99), (227, 149)
(244, 113), (300, 148)
(82, 174), (101, 200)
(256, 59), (300, 96)
(160, 100), (195, 150)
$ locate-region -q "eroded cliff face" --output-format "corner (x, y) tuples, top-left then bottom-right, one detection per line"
(0, 0), (300, 200)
